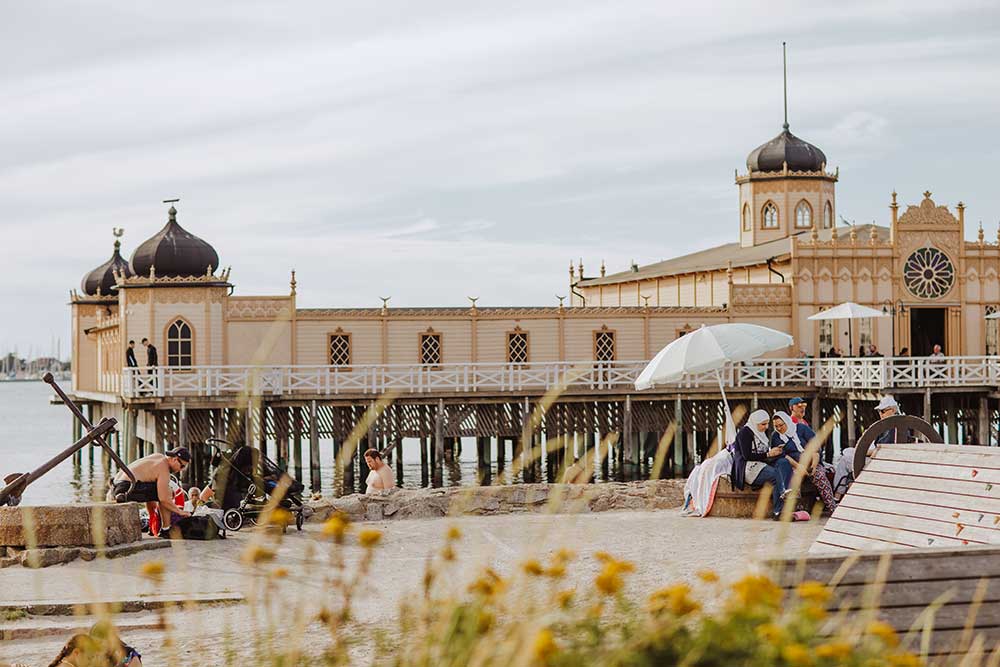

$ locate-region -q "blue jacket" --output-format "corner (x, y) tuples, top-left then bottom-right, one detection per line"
(731, 425), (770, 490)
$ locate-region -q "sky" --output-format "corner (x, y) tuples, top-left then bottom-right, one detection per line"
(2, 1), (999, 358)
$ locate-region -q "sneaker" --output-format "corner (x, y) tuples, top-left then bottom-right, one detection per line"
(115, 493), (127, 503)
(159, 526), (173, 538)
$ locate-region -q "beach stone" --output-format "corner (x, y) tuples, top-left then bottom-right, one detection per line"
(19, 547), (80, 568)
(0, 503), (141, 548)
(309, 479), (685, 523)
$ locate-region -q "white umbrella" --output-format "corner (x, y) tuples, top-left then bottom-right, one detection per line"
(807, 302), (888, 355)
(634, 323), (794, 445)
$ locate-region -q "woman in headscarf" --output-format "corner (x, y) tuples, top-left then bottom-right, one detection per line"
(730, 409), (789, 520)
(772, 411), (837, 513)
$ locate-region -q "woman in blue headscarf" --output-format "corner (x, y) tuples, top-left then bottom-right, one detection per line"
(772, 410), (837, 513)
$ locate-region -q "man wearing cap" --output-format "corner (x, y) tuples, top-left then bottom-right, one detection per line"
(110, 447), (191, 534)
(788, 397), (817, 443)
(833, 396), (900, 495)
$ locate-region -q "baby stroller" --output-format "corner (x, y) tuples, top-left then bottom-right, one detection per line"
(203, 438), (308, 532)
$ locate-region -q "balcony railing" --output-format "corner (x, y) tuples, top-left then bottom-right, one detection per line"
(117, 356), (1000, 399)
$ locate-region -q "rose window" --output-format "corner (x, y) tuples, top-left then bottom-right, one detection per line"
(903, 247), (955, 299)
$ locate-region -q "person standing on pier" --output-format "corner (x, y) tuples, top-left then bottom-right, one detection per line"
(125, 340), (138, 368)
(141, 338), (158, 368)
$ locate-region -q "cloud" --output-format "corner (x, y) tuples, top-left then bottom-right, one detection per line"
(1, 0), (999, 354)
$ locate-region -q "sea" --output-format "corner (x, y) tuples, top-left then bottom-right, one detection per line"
(0, 381), (601, 505)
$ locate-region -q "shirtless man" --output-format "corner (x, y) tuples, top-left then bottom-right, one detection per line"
(111, 447), (191, 531)
(363, 449), (396, 495)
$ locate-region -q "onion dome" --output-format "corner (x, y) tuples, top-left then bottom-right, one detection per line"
(129, 206), (219, 278)
(81, 238), (132, 296)
(746, 126), (826, 173)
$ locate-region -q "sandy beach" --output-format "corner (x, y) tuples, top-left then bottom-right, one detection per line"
(1, 509), (823, 665)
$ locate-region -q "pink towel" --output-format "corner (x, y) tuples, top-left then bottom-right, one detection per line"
(792, 510), (811, 522)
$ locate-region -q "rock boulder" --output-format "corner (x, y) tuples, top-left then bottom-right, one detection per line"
(0, 503), (142, 548)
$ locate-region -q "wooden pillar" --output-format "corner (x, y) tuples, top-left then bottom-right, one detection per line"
(257, 403), (268, 460)
(433, 400), (444, 487)
(420, 436), (429, 487)
(476, 436), (491, 485)
(811, 397), (821, 432)
(673, 395), (683, 476)
(395, 436), (403, 486)
(127, 409), (139, 463)
(585, 432), (596, 481)
(358, 432), (371, 492)
(623, 395), (634, 466)
(946, 397), (959, 445)
(519, 397), (532, 483)
(496, 436), (505, 474)
(309, 399), (321, 492)
(979, 396), (990, 447)
(276, 408), (290, 470)
(292, 406), (303, 481)
(846, 397), (856, 448)
(86, 404), (96, 465)
(598, 431), (609, 480)
(178, 402), (190, 485)
(923, 388), (932, 423)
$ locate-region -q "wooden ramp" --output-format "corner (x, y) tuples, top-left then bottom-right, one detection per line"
(769, 546), (1000, 660)
(812, 436), (1000, 555)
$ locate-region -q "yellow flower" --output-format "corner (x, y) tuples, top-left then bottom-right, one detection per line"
(446, 525), (462, 541)
(139, 560), (165, 583)
(595, 568), (623, 596)
(265, 508), (293, 526)
(532, 629), (557, 663)
(544, 562), (566, 579)
(887, 653), (923, 667)
(801, 603), (827, 621)
(587, 602), (604, 618)
(594, 550), (613, 563)
(321, 513), (350, 542)
(358, 528), (382, 548)
(729, 574), (782, 609)
(755, 623), (784, 645)
(866, 620), (899, 647)
(796, 580), (832, 605)
(815, 642), (853, 660)
(468, 568), (506, 598)
(521, 559), (544, 576)
(476, 610), (494, 633)
(441, 545), (456, 561)
(648, 583), (701, 617)
(553, 548), (575, 563)
(696, 569), (720, 584)
(270, 567), (289, 579)
(242, 545), (276, 565)
(781, 643), (813, 666)
(555, 589), (574, 609)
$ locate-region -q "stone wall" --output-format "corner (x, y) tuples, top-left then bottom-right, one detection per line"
(310, 480), (686, 523)
(0, 503), (141, 548)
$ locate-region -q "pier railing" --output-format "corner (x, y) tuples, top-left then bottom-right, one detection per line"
(117, 356), (1000, 399)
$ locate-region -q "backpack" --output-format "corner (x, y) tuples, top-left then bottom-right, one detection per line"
(167, 514), (226, 540)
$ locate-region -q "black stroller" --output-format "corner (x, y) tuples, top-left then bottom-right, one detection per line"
(203, 438), (308, 532)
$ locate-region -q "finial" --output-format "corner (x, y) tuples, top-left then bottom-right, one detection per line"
(380, 296), (390, 315)
(810, 224), (819, 242)
(849, 222), (858, 245)
(923, 190), (932, 200)
(641, 295), (650, 309)
(468, 296), (478, 313)
(163, 198), (180, 221)
(978, 222), (985, 245)
(782, 41), (789, 130)
(290, 270), (297, 296)
(578, 258), (584, 278)
(869, 223), (877, 245)
(206, 264), (212, 277)
(556, 295), (565, 310)
(600, 260), (606, 277)
(569, 260), (575, 281)
(890, 190), (898, 208)
(958, 201), (965, 210)
(149, 265), (156, 279)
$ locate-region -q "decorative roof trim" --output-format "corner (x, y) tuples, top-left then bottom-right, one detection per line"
(296, 306), (728, 319)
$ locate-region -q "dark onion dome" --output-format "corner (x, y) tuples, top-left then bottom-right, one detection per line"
(746, 126), (827, 173)
(81, 239), (133, 296)
(129, 206), (219, 278)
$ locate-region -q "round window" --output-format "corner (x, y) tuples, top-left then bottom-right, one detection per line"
(903, 247), (955, 299)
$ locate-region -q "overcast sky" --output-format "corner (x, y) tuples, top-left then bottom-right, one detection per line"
(2, 1), (999, 358)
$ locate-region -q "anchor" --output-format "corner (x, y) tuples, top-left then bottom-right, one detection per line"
(0, 373), (136, 506)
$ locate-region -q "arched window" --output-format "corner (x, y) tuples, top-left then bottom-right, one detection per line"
(742, 204), (751, 231)
(795, 201), (812, 228)
(824, 202), (833, 229)
(166, 319), (193, 367)
(761, 202), (779, 229)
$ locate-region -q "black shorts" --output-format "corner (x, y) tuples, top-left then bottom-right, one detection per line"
(113, 480), (159, 503)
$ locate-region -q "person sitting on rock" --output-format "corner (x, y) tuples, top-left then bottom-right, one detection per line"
(772, 411), (838, 514)
(364, 448), (396, 495)
(109, 447), (191, 535)
(730, 410), (790, 520)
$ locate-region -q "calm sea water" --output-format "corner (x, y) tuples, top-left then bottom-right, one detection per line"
(0, 381), (569, 505)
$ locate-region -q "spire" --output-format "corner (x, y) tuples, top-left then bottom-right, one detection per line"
(782, 41), (789, 130)
(290, 270), (297, 296)
(600, 260), (606, 277)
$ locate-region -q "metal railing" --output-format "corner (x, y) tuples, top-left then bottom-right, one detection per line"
(116, 356), (1000, 399)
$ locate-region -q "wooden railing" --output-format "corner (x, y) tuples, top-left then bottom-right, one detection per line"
(118, 356), (1000, 399)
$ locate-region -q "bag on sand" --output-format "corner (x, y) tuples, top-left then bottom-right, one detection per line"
(167, 514), (226, 540)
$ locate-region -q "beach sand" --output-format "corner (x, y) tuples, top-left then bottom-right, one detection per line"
(1, 509), (823, 665)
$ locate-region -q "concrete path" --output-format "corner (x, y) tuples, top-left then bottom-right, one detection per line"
(0, 509), (823, 665)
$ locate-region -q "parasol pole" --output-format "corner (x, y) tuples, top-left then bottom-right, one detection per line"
(715, 367), (736, 450)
